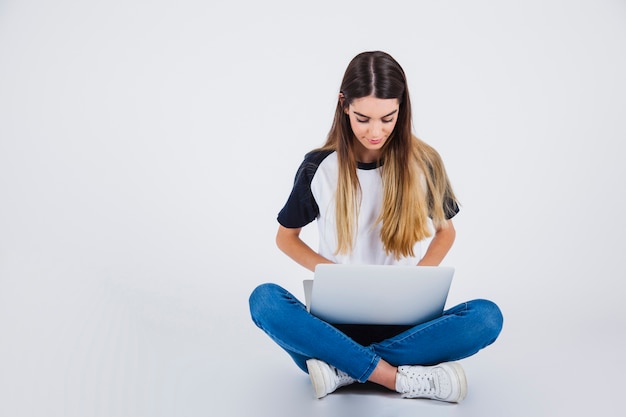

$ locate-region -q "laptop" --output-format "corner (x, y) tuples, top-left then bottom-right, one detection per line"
(303, 264), (454, 325)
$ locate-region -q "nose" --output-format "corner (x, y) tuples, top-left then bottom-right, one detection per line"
(369, 121), (383, 137)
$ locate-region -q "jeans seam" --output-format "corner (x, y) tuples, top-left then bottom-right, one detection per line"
(357, 351), (381, 382)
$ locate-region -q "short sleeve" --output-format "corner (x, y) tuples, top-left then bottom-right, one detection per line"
(277, 150), (332, 228)
(443, 194), (460, 219)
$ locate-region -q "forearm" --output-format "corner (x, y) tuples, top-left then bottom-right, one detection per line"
(276, 226), (333, 272)
(281, 239), (333, 272)
(417, 220), (456, 266)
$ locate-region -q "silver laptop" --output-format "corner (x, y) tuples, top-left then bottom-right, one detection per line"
(303, 264), (454, 325)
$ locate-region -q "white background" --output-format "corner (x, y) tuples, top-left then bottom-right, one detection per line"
(1, 1), (625, 416)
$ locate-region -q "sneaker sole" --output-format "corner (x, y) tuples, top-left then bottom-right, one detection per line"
(444, 362), (468, 402)
(306, 359), (329, 399)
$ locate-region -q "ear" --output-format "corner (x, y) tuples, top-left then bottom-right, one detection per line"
(339, 93), (348, 114)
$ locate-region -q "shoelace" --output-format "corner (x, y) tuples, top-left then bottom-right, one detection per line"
(401, 371), (438, 395)
(333, 367), (355, 385)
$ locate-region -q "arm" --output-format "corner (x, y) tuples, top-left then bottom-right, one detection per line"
(276, 225), (334, 272)
(417, 220), (456, 266)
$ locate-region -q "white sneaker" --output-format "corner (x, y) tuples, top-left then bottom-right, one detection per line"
(395, 362), (467, 402)
(306, 359), (356, 399)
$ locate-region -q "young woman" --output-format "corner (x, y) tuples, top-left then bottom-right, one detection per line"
(249, 51), (503, 402)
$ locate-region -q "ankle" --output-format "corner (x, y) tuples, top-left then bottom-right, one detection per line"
(367, 360), (397, 390)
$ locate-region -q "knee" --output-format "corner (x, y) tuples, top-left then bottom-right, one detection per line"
(470, 299), (504, 344)
(248, 283), (285, 324)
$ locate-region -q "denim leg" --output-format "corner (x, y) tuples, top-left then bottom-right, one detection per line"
(370, 299), (503, 366)
(249, 283), (380, 382)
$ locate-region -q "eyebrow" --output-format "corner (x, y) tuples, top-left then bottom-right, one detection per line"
(353, 109), (398, 119)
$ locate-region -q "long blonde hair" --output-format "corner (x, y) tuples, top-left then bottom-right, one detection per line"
(319, 51), (458, 259)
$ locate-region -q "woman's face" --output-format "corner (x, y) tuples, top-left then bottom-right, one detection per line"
(344, 95), (399, 163)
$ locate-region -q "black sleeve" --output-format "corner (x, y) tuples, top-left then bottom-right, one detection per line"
(276, 150), (332, 228)
(426, 161), (460, 220)
(443, 193), (460, 220)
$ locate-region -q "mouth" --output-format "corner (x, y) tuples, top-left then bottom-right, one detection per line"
(367, 138), (383, 145)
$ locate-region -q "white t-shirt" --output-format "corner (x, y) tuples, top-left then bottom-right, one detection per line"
(277, 150), (458, 265)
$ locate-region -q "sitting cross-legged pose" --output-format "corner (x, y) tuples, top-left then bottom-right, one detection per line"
(249, 51), (503, 403)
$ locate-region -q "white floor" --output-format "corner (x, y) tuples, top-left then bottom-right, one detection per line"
(0, 275), (623, 417)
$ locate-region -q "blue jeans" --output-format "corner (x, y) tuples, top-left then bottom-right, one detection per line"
(249, 283), (503, 382)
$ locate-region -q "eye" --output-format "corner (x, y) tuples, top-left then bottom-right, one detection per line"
(382, 118), (394, 124)
(356, 118), (369, 123)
